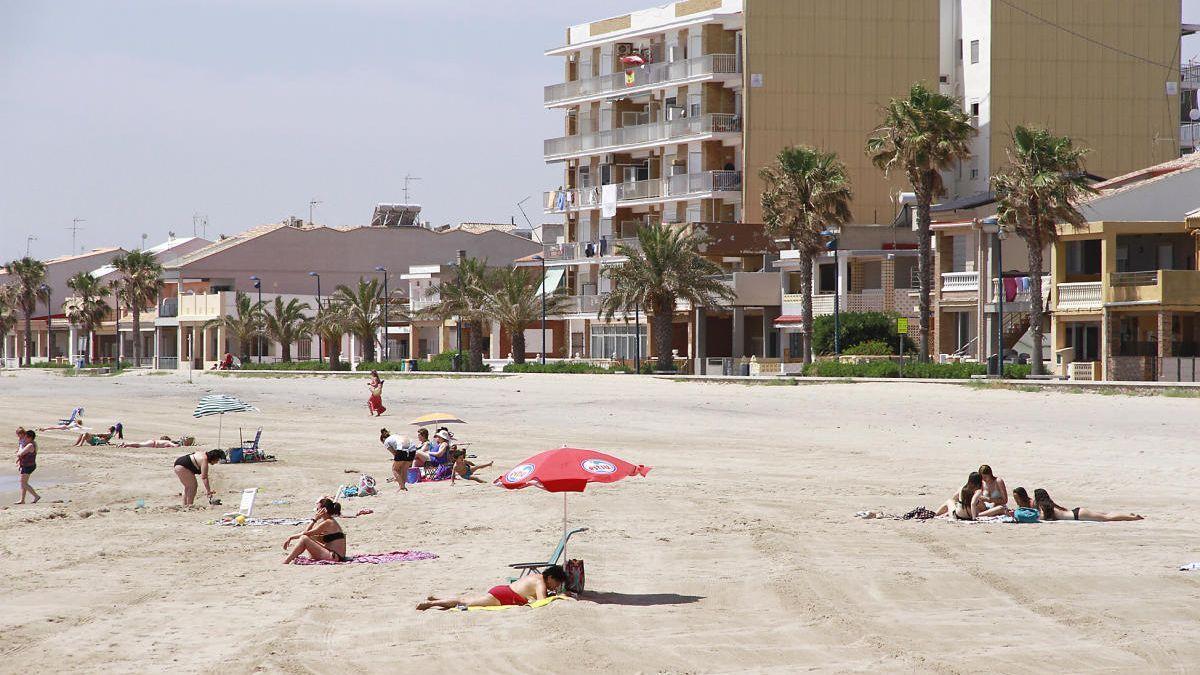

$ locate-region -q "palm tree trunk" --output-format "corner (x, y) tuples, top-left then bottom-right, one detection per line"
(1027, 235), (1046, 377)
(329, 339), (343, 370)
(915, 177), (934, 363)
(23, 311), (32, 365)
(511, 326), (527, 364)
(468, 320), (485, 371)
(361, 330), (376, 362)
(132, 307), (141, 366)
(281, 340), (292, 362)
(653, 301), (675, 372)
(799, 253), (814, 364)
(238, 337), (250, 364)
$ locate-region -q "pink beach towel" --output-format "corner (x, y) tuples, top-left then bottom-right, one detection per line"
(293, 550), (438, 565)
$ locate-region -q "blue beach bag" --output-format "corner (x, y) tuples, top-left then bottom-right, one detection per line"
(1013, 507), (1039, 523)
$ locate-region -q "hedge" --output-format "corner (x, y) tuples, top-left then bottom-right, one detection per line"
(503, 361), (652, 374)
(811, 311), (914, 355)
(802, 360), (1030, 379)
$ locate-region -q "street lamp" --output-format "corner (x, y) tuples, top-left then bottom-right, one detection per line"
(982, 217), (1006, 376)
(821, 228), (842, 356)
(249, 275), (263, 363)
(308, 272), (323, 364)
(375, 266), (389, 362)
(447, 257), (463, 371)
(532, 255), (547, 365)
(40, 284), (51, 361)
(634, 301), (641, 374)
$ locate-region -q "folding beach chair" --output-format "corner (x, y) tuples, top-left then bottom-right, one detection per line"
(509, 527), (588, 580)
(59, 407), (83, 426)
(239, 427), (263, 453)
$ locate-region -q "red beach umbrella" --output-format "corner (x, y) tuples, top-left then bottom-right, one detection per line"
(496, 447), (651, 535)
(620, 54), (646, 67)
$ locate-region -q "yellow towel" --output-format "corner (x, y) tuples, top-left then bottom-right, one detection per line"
(466, 595), (563, 612)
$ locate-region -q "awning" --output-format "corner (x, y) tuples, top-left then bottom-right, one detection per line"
(774, 315), (804, 328)
(534, 268), (565, 296)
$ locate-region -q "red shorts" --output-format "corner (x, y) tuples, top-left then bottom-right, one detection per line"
(487, 585), (528, 606)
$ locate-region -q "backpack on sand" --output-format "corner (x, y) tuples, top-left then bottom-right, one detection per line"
(564, 559), (585, 595)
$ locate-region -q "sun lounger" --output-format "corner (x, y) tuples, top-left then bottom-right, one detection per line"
(59, 407), (83, 426)
(509, 527), (588, 580)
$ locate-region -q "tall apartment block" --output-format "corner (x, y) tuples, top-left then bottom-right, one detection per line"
(541, 0), (1188, 364)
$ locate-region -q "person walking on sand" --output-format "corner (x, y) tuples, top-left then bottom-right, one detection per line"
(380, 428), (414, 491)
(15, 429), (40, 504)
(283, 497), (347, 563)
(366, 370), (386, 417)
(417, 565), (567, 610)
(173, 449), (226, 506)
(1033, 488), (1144, 522)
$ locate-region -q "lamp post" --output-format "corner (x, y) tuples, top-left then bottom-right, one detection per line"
(634, 302), (641, 374)
(375, 266), (389, 362)
(308, 272), (323, 364)
(447, 258), (462, 372)
(982, 218), (1006, 376)
(821, 228), (841, 356)
(532, 255), (547, 365)
(249, 275), (263, 363)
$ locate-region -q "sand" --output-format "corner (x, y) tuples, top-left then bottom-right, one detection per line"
(0, 368), (1198, 673)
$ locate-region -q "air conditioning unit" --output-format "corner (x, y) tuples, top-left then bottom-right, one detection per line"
(601, 153), (616, 165)
(616, 43), (635, 57)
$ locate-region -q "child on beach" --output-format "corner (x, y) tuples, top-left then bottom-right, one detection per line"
(451, 449), (492, 484)
(417, 565), (566, 610)
(15, 429), (40, 504)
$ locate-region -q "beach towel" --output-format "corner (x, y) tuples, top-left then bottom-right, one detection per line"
(466, 595), (565, 612)
(293, 550), (438, 565)
(213, 517), (307, 527)
(1180, 562), (1200, 571)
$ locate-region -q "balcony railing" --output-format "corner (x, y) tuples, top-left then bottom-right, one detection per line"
(159, 297), (178, 318)
(562, 294), (605, 314)
(544, 54), (739, 106)
(545, 113), (742, 159)
(1056, 281), (1103, 309)
(157, 356), (178, 370)
(941, 271), (979, 293)
(409, 297), (441, 313)
(544, 171), (741, 213)
(989, 275), (1051, 305)
(543, 238), (640, 263)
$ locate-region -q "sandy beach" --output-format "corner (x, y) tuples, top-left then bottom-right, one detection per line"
(1, 369), (1198, 673)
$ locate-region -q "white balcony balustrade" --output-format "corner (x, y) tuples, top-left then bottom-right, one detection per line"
(545, 113), (741, 160)
(1055, 281), (1103, 309)
(544, 54), (739, 106)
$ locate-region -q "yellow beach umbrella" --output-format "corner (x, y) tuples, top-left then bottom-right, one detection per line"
(408, 412), (466, 426)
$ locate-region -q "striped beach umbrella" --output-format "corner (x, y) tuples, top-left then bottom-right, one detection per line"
(193, 394), (259, 448)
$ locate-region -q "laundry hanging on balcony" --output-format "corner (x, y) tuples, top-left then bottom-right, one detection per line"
(601, 183), (617, 218)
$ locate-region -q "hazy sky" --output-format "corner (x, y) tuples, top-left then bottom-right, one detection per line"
(3, 0), (1200, 261)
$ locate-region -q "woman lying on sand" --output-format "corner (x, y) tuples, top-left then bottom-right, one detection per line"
(73, 424), (123, 447)
(38, 416), (85, 432)
(173, 449), (225, 506)
(283, 498), (347, 563)
(452, 449), (492, 484)
(417, 565), (567, 610)
(1033, 488), (1143, 522)
(121, 436), (193, 448)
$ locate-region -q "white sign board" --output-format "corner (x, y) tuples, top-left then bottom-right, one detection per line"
(238, 488), (258, 517)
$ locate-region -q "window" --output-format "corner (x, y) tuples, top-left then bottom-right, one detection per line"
(818, 264), (837, 293)
(589, 324), (648, 360)
(970, 168), (979, 180)
(970, 40), (980, 64)
(970, 102), (979, 117)
(1066, 240), (1102, 275)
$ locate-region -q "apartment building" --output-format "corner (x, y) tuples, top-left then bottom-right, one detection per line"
(544, 0), (1186, 368)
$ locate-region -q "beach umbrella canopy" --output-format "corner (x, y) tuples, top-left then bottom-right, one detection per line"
(193, 394), (259, 448)
(495, 447), (651, 536)
(409, 412), (466, 426)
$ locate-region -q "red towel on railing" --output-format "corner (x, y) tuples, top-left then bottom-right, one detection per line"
(1003, 277), (1018, 302)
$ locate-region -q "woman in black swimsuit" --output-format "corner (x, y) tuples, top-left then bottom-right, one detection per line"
(283, 497), (348, 564)
(1033, 488), (1144, 522)
(172, 449), (226, 506)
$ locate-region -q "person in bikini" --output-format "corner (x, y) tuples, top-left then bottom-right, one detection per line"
(416, 565), (567, 610)
(977, 464), (1008, 509)
(73, 424), (123, 447)
(451, 449), (492, 484)
(283, 498), (348, 563)
(172, 449), (225, 506)
(123, 436), (189, 448)
(15, 429), (41, 504)
(1033, 488), (1143, 522)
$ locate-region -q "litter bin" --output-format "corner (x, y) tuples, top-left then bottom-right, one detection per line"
(451, 354), (462, 372)
(739, 363), (751, 377)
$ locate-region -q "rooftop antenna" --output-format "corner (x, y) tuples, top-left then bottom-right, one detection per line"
(403, 174), (422, 203)
(516, 195), (539, 243)
(192, 213), (208, 238)
(68, 218), (86, 254)
(141, 233), (148, 250)
(309, 199), (322, 226)
(26, 235), (37, 257)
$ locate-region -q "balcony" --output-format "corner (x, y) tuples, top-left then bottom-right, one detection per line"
(1107, 270), (1200, 306)
(544, 54), (740, 107)
(544, 171), (741, 213)
(1183, 123), (1199, 150)
(178, 292), (235, 321)
(561, 294), (605, 315)
(1055, 282), (1103, 310)
(782, 289), (917, 317)
(941, 271), (979, 293)
(543, 238), (640, 264)
(159, 297), (179, 318)
(986, 275), (1050, 312)
(409, 296), (441, 314)
(545, 114), (742, 161)
(712, 272), (781, 306)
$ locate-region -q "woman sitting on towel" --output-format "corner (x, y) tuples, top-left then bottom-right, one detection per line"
(1033, 488), (1143, 522)
(978, 464), (1008, 508)
(935, 472), (1009, 520)
(283, 497), (347, 563)
(413, 428), (451, 467)
(73, 424), (123, 447)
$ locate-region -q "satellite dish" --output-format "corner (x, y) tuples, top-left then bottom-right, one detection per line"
(1189, 108), (1199, 121)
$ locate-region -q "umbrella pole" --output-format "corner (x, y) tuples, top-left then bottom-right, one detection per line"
(563, 493), (567, 541)
(218, 414), (223, 449)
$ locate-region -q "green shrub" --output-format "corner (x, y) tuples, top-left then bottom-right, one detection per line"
(409, 352), (491, 373)
(505, 362), (614, 374)
(801, 360), (1024, 380)
(240, 360), (329, 371)
(1002, 363), (1031, 379)
(811, 311), (914, 355)
(29, 361), (73, 369)
(842, 340), (905, 356)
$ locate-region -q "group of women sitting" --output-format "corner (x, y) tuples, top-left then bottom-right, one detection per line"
(380, 425), (478, 490)
(937, 464), (1144, 522)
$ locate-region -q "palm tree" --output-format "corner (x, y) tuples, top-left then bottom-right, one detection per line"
(760, 145), (854, 363)
(600, 224), (735, 372)
(331, 278), (389, 363)
(3, 257), (49, 365)
(992, 126), (1094, 376)
(486, 266), (571, 364)
(65, 271), (111, 365)
(867, 82), (976, 361)
(0, 285), (19, 360)
(263, 296), (312, 362)
(203, 291), (263, 364)
(312, 303), (349, 370)
(424, 257), (492, 371)
(111, 250), (163, 365)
